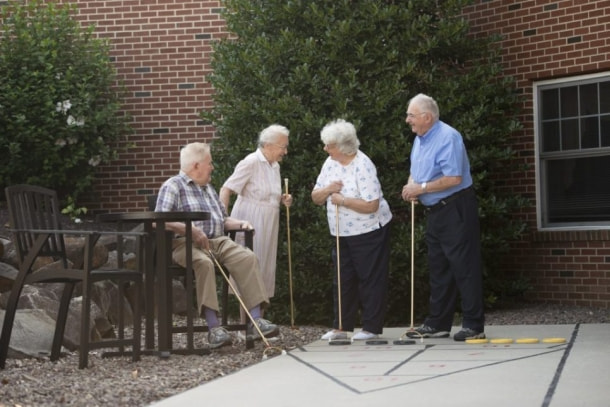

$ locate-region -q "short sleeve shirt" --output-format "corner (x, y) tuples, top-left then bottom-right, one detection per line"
(410, 120), (473, 206)
(314, 150), (392, 237)
(221, 148), (281, 208)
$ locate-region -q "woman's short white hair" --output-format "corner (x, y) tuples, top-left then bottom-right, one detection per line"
(320, 119), (360, 155)
(180, 142), (210, 171)
(258, 124), (289, 147)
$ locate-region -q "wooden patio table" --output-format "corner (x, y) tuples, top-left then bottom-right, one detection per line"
(97, 211), (210, 357)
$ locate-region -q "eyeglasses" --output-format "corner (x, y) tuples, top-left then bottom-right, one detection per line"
(324, 143), (336, 149)
(406, 112), (427, 119)
(196, 159), (213, 168)
(272, 143), (288, 150)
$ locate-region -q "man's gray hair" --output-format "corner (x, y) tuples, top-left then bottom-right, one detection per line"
(180, 142), (210, 171)
(409, 93), (440, 121)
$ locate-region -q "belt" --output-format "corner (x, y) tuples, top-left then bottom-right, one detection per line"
(424, 186), (473, 214)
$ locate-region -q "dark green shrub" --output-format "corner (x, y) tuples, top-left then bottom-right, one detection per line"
(0, 0), (131, 204)
(204, 0), (528, 326)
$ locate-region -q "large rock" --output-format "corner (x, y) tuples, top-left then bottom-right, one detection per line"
(0, 235), (142, 360)
(0, 236), (17, 269)
(0, 284), (106, 350)
(91, 280), (135, 327)
(0, 235), (108, 272)
(64, 236), (109, 269)
(0, 309), (63, 359)
(0, 262), (17, 293)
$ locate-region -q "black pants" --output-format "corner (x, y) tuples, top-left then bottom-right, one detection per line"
(331, 222), (391, 334)
(424, 188), (485, 332)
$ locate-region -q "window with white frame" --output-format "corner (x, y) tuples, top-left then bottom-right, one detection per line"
(535, 72), (610, 229)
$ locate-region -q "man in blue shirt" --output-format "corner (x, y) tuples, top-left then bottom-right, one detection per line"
(401, 93), (485, 341)
(155, 142), (279, 349)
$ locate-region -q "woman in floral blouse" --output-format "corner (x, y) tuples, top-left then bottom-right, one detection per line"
(311, 119), (392, 341)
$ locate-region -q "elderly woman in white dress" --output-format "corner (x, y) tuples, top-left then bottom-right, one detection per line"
(220, 124), (293, 303)
(311, 119), (392, 341)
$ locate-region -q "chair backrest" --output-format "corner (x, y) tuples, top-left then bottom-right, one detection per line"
(5, 184), (68, 267)
(147, 195), (157, 212)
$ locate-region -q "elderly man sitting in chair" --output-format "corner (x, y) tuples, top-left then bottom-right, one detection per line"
(155, 142), (278, 349)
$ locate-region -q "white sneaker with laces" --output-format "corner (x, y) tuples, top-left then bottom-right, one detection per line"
(352, 330), (378, 341)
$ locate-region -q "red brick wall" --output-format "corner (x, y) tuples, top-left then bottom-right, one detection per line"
(463, 0), (610, 307)
(51, 0), (227, 212)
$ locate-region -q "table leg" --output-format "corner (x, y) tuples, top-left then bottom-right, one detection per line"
(144, 223), (156, 351)
(156, 220), (171, 358)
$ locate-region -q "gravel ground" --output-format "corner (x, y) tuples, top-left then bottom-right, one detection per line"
(1, 302), (608, 407)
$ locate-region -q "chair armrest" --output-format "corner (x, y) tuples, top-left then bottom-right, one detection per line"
(226, 228), (254, 250)
(224, 226), (255, 233)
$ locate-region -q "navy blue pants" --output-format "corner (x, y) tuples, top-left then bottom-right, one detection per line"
(331, 222), (391, 334)
(423, 188), (485, 332)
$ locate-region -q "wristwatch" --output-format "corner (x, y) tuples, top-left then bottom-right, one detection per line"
(422, 182), (427, 192)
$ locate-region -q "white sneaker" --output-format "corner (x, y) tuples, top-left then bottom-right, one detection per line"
(321, 329), (346, 340)
(352, 330), (378, 341)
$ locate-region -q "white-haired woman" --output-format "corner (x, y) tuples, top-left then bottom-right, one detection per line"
(220, 124), (293, 302)
(311, 119), (392, 341)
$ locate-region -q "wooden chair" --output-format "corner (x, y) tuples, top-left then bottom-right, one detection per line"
(0, 184), (145, 369)
(146, 195), (254, 351)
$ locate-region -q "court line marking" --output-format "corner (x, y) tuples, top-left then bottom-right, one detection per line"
(287, 328), (574, 396)
(542, 323), (579, 407)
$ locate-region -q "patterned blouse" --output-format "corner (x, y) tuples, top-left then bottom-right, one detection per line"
(314, 150), (392, 237)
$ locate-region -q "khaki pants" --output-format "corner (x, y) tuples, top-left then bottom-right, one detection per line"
(172, 235), (268, 313)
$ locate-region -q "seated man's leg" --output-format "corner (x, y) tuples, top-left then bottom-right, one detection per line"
(211, 236), (268, 311)
(173, 238), (233, 349)
(172, 238), (219, 313)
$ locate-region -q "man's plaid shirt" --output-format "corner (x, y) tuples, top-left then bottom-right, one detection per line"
(155, 171), (227, 238)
